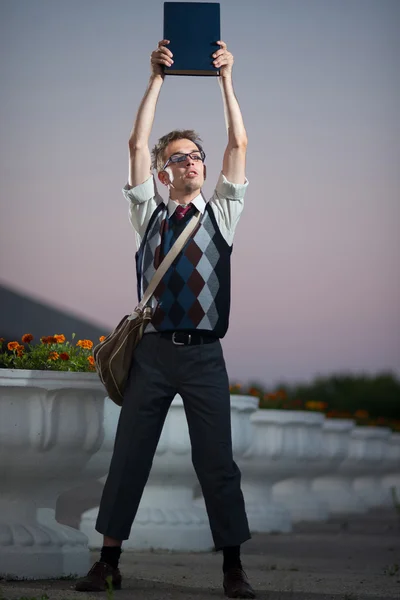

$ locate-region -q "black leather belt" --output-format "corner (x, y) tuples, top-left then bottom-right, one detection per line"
(160, 331), (217, 346)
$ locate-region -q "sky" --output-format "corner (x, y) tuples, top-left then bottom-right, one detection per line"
(1, 0), (399, 387)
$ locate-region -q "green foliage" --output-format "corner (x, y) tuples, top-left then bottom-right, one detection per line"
(230, 372), (400, 430)
(290, 372), (400, 420)
(0, 334), (98, 373)
(106, 575), (114, 600)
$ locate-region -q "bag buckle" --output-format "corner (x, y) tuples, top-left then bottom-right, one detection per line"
(172, 332), (191, 346)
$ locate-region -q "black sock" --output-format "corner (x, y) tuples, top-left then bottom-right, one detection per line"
(222, 545), (242, 573)
(100, 545), (122, 570)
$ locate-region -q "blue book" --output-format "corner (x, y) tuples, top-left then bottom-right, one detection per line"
(163, 2), (221, 76)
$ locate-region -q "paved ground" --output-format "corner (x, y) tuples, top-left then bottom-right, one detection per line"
(1, 509), (399, 600)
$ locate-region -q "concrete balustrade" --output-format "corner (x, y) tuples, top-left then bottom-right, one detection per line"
(1, 370), (398, 580)
(272, 417), (355, 522)
(239, 410), (326, 532)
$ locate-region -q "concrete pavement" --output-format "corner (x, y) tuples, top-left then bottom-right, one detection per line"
(1, 509), (399, 600)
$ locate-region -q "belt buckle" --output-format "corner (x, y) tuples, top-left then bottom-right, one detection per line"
(172, 332), (191, 346)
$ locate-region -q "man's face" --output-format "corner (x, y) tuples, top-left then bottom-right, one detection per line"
(159, 139), (206, 195)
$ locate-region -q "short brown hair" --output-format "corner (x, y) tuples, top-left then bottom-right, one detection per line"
(151, 129), (203, 172)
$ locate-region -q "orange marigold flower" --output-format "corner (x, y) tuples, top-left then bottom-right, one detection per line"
(77, 339), (93, 350)
(16, 344), (25, 357)
(87, 356), (95, 366)
(354, 409), (369, 419)
(47, 336), (58, 344)
(305, 401), (327, 411)
(54, 334), (66, 344)
(48, 351), (59, 361)
(8, 341), (19, 351)
(21, 333), (33, 344)
(248, 387), (261, 397)
(229, 383), (242, 394)
(41, 336), (50, 344)
(59, 352), (70, 361)
(99, 336), (106, 342)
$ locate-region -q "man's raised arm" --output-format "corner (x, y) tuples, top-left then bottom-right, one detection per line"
(213, 41), (247, 184)
(128, 40), (174, 188)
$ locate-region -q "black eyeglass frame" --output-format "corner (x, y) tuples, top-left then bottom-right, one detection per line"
(162, 150), (206, 171)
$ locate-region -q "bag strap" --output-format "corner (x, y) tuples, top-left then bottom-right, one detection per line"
(135, 210), (201, 313)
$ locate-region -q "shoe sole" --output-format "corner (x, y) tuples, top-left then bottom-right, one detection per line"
(75, 581), (122, 592)
(223, 585), (256, 599)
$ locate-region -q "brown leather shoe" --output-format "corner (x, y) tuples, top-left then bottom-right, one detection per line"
(223, 567), (256, 599)
(75, 561), (122, 592)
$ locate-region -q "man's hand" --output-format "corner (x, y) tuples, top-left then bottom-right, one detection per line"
(151, 40), (174, 77)
(213, 41), (233, 78)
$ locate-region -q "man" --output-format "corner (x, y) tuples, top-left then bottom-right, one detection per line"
(76, 39), (255, 599)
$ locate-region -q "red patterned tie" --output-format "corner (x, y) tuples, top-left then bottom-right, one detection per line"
(174, 203), (192, 221)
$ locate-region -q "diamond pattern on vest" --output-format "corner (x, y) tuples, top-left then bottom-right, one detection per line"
(137, 206), (230, 335)
(187, 269), (206, 296)
(184, 239), (203, 267)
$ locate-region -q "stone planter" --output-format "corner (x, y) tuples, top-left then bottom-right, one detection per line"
(380, 433), (400, 507)
(240, 410), (326, 533)
(310, 418), (355, 493)
(54, 396), (121, 530)
(41, 396), (121, 536)
(230, 395), (260, 457)
(312, 426), (391, 514)
(272, 416), (354, 523)
(0, 369), (106, 580)
(351, 427), (392, 508)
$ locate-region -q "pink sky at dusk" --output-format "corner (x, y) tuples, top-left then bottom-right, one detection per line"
(1, 0), (399, 386)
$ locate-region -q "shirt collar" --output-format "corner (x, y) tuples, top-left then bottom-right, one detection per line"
(165, 192), (206, 218)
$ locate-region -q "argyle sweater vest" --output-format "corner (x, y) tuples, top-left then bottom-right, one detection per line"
(135, 203), (232, 338)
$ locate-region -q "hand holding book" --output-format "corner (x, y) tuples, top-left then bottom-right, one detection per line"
(150, 39), (174, 78)
(212, 41), (233, 79)
(150, 39), (233, 80)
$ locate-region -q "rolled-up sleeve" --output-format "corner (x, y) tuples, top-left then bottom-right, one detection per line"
(122, 176), (162, 243)
(209, 172), (249, 245)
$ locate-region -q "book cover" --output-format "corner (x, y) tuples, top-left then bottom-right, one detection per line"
(163, 2), (221, 76)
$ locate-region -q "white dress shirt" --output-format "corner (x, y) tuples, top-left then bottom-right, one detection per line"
(122, 172), (249, 248)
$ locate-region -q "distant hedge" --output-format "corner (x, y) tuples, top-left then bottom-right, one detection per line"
(230, 372), (400, 430)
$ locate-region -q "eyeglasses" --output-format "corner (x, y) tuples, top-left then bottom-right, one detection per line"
(163, 150), (206, 170)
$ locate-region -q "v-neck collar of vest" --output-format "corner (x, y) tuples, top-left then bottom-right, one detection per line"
(165, 192), (206, 218)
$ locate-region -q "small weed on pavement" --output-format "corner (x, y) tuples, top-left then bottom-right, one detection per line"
(383, 563), (400, 577)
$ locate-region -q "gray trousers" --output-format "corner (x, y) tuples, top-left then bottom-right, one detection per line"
(95, 333), (251, 550)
